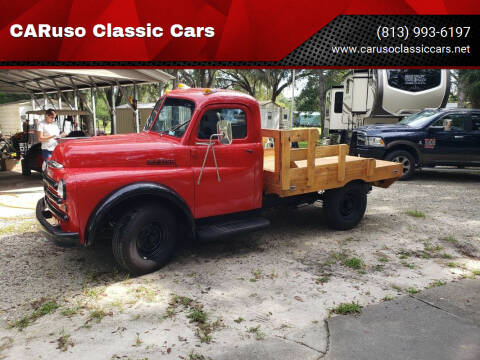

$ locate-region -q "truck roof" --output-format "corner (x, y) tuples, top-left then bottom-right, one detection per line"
(166, 88), (258, 108)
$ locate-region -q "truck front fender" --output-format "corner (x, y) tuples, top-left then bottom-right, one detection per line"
(85, 182), (195, 246)
(385, 140), (423, 165)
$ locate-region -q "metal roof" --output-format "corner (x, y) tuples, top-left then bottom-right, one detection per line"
(0, 69), (174, 94)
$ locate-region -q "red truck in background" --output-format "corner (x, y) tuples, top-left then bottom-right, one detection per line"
(36, 88), (402, 275)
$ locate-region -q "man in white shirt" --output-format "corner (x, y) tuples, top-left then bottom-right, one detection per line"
(37, 109), (65, 160)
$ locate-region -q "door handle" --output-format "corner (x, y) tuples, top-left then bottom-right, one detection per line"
(245, 149), (254, 153)
(454, 136), (464, 139)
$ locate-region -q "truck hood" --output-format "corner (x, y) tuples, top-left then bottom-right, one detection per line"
(53, 132), (181, 168)
(356, 124), (417, 135)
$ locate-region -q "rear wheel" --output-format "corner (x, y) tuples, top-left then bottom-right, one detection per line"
(323, 182), (368, 230)
(385, 150), (415, 180)
(112, 203), (177, 275)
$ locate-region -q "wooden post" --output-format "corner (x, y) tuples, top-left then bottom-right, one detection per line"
(337, 144), (348, 182)
(306, 129), (316, 186)
(281, 132), (291, 190)
(366, 158), (375, 177)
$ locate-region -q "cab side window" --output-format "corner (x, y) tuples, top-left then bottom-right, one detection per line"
(434, 113), (466, 131)
(198, 108), (247, 139)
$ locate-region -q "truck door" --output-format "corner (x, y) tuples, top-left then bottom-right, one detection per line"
(468, 112), (480, 165)
(190, 104), (262, 218)
(423, 113), (469, 164)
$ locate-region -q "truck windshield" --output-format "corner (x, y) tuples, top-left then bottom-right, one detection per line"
(147, 97), (195, 137)
(398, 110), (439, 128)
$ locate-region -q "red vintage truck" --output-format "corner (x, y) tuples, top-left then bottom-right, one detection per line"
(36, 88), (402, 274)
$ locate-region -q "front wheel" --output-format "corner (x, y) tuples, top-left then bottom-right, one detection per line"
(112, 203), (177, 275)
(384, 150), (415, 180)
(323, 182), (368, 230)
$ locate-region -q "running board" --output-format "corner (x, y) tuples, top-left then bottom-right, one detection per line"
(196, 217), (270, 241)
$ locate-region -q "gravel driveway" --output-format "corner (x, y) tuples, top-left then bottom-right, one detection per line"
(0, 168), (479, 359)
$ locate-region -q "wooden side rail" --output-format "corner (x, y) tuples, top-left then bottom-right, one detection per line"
(262, 128), (352, 190)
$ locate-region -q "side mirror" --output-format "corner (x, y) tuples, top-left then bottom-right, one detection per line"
(216, 120), (232, 145)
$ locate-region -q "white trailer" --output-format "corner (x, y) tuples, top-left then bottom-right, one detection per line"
(325, 69), (450, 140)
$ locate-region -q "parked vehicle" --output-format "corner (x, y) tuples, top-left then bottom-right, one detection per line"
(36, 88), (402, 275)
(349, 108), (480, 180)
(20, 110), (90, 175)
(325, 69), (451, 141)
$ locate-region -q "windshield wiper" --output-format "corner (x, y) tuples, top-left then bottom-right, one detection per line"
(163, 120), (191, 134)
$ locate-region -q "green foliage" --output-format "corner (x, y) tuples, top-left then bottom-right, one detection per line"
(331, 302), (362, 315)
(344, 257), (364, 269)
(406, 210), (425, 218)
(0, 92), (30, 105)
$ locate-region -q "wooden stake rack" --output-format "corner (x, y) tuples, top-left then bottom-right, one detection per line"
(262, 128), (402, 197)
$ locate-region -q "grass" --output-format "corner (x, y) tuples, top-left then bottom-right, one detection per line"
(344, 257), (364, 270)
(130, 285), (157, 302)
(187, 306), (207, 324)
(166, 294), (222, 344)
(472, 270), (480, 276)
(374, 264), (384, 272)
(247, 325), (266, 340)
(441, 253), (453, 259)
(406, 210), (425, 218)
(12, 300), (59, 330)
(440, 235), (458, 244)
(0, 220), (37, 235)
(331, 302), (362, 315)
(383, 295), (394, 301)
(188, 351), (205, 360)
(427, 280), (446, 288)
(378, 257), (389, 263)
(424, 241), (443, 252)
(401, 261), (415, 269)
(407, 287), (419, 294)
(234, 317), (245, 324)
(56, 329), (74, 352)
(87, 309), (108, 324)
(392, 285), (403, 292)
(133, 332), (142, 347)
(316, 275), (330, 284)
(60, 307), (79, 317)
(249, 269), (263, 282)
(447, 262), (457, 268)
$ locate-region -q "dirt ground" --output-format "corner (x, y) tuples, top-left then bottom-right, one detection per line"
(0, 168), (479, 359)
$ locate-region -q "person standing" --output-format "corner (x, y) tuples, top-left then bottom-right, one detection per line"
(37, 109), (64, 161)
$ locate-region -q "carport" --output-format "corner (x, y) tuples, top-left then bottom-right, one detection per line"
(0, 69), (174, 135)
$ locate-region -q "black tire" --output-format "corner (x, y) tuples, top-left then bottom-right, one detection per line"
(323, 182), (368, 230)
(21, 159), (31, 176)
(112, 203), (177, 275)
(384, 150), (415, 180)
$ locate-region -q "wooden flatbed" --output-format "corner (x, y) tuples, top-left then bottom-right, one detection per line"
(262, 128), (402, 197)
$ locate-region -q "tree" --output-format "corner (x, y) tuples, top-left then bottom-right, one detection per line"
(217, 70), (262, 97)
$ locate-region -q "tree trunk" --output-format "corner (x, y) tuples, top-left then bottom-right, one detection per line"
(457, 75), (467, 108)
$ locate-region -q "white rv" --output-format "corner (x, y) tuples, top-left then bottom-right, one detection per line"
(325, 69), (450, 139)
